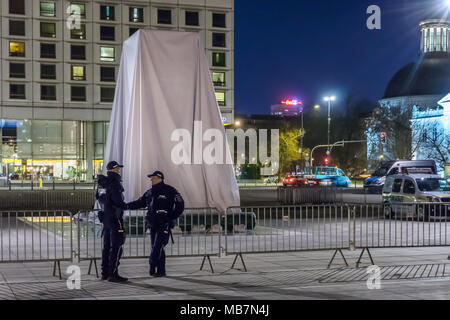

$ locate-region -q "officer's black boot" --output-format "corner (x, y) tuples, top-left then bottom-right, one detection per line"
(149, 265), (156, 276)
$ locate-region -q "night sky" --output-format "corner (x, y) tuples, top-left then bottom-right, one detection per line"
(234, 0), (450, 115)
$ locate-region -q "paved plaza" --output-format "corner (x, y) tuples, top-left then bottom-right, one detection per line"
(1, 246), (450, 300)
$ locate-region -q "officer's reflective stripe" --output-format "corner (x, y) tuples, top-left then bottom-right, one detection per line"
(156, 210), (168, 214)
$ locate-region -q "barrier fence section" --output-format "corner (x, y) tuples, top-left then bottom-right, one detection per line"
(3, 203), (450, 277)
(0, 210), (73, 278)
(349, 202), (450, 267)
(224, 205), (351, 270)
(75, 208), (222, 275)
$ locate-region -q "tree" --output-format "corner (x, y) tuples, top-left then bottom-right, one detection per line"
(412, 119), (450, 171)
(279, 125), (302, 176)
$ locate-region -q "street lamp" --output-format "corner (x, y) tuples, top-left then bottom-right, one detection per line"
(314, 105), (320, 110)
(323, 95), (336, 151)
(234, 120), (241, 127)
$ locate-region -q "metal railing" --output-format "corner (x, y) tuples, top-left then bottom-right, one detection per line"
(0, 210), (73, 278)
(74, 208), (222, 273)
(2, 203), (450, 277)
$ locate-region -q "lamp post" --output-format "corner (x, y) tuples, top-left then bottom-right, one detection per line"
(323, 96), (336, 152)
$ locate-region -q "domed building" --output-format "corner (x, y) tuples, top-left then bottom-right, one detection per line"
(367, 19), (450, 173)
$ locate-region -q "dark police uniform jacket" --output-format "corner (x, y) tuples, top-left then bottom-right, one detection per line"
(127, 182), (184, 230)
(97, 171), (128, 230)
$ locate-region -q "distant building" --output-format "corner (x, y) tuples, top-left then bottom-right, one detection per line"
(271, 99), (303, 117)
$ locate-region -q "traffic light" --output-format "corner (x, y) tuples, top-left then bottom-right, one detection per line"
(380, 132), (386, 144)
(324, 157), (330, 165)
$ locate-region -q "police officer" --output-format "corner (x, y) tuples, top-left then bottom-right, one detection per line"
(98, 161), (129, 282)
(127, 171), (184, 277)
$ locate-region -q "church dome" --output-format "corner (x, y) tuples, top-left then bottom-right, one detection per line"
(383, 51), (450, 98)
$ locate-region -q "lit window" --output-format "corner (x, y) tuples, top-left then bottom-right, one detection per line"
(9, 41), (25, 57)
(212, 52), (226, 67)
(71, 65), (86, 81)
(40, 22), (56, 38)
(100, 5), (115, 21)
(69, 3), (86, 19)
(40, 1), (55, 17)
(129, 7), (144, 23)
(70, 24), (86, 39)
(212, 72), (225, 86)
(100, 47), (115, 62)
(215, 92), (226, 106)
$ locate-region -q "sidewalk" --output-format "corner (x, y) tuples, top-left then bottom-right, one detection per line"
(1, 246), (450, 300)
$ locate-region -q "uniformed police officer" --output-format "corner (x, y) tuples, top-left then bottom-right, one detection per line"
(98, 161), (129, 283)
(127, 171), (184, 277)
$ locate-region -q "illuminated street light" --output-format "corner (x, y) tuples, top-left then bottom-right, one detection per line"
(234, 120), (241, 127)
(314, 105), (320, 110)
(323, 95), (336, 150)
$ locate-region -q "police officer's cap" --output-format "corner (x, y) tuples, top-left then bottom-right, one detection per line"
(106, 161), (124, 170)
(148, 171), (164, 179)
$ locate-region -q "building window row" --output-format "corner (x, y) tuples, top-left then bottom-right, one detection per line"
(8, 84), (115, 102)
(8, 62), (116, 83)
(9, 0), (228, 28)
(9, 41), (116, 63)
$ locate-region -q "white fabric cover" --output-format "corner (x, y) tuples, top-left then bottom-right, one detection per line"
(104, 30), (240, 212)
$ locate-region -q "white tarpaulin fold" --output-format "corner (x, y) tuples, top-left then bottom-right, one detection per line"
(104, 30), (240, 212)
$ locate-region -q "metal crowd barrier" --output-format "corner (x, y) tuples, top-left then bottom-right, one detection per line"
(349, 202), (450, 267)
(2, 203), (450, 278)
(224, 205), (351, 270)
(75, 208), (222, 275)
(0, 210), (73, 278)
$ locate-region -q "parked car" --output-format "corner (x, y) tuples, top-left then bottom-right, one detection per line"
(365, 160), (437, 194)
(264, 176), (279, 184)
(282, 174), (309, 187)
(382, 172), (450, 220)
(313, 166), (352, 187)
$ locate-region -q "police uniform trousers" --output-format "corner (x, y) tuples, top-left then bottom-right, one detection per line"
(101, 228), (126, 278)
(149, 228), (169, 274)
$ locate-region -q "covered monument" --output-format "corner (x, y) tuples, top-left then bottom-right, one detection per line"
(104, 30), (240, 212)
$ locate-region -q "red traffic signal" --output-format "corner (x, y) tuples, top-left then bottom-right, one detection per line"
(324, 157), (330, 165)
(380, 132), (386, 144)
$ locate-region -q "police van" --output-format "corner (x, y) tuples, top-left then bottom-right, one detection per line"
(382, 168), (450, 220)
(365, 160), (437, 193)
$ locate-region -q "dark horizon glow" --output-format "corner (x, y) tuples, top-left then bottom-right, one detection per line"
(234, 0), (450, 115)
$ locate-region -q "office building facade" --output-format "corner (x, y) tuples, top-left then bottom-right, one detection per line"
(0, 0), (234, 181)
